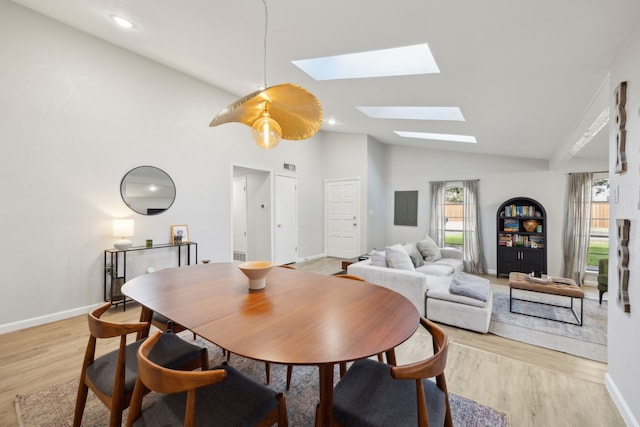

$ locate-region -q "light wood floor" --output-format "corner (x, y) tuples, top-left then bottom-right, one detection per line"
(0, 269), (623, 426)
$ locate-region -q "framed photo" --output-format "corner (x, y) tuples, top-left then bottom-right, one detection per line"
(170, 224), (189, 244)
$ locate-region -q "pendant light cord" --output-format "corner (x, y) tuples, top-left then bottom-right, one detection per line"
(261, 0), (269, 89)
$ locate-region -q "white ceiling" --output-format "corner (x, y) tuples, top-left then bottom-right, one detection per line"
(12, 0), (640, 165)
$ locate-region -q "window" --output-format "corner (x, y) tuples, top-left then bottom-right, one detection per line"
(587, 176), (609, 270)
(444, 185), (463, 248)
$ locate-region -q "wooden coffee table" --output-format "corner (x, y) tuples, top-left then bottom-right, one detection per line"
(508, 272), (584, 326)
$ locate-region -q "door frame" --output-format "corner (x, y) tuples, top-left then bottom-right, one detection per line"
(324, 177), (362, 258)
(231, 164), (273, 262)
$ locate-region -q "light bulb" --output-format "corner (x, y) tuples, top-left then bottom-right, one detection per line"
(251, 112), (282, 149)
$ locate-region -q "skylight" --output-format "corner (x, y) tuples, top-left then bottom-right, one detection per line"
(357, 106), (465, 121)
(292, 43), (440, 81)
(395, 131), (477, 143)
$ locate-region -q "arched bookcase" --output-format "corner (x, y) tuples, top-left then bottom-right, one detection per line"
(496, 197), (547, 278)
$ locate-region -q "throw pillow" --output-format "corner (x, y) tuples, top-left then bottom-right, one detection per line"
(369, 249), (387, 267)
(385, 244), (415, 271)
(417, 235), (442, 262)
(402, 242), (424, 268)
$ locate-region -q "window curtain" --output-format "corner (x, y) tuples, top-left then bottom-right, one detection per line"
(429, 181), (446, 246)
(462, 180), (487, 274)
(562, 173), (593, 285)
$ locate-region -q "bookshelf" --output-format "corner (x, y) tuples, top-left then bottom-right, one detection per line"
(496, 197), (547, 278)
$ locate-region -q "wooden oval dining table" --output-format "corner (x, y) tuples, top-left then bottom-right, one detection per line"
(122, 262), (419, 426)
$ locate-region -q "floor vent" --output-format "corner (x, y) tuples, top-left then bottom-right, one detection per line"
(233, 251), (246, 261)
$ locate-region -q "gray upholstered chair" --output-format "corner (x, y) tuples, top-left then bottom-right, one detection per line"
(332, 318), (453, 427)
(126, 331), (288, 426)
(597, 258), (608, 304)
(73, 302), (209, 427)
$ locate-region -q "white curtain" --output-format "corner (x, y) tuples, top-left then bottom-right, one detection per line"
(429, 181), (446, 246)
(430, 180), (486, 273)
(462, 180), (487, 273)
(562, 173), (593, 284)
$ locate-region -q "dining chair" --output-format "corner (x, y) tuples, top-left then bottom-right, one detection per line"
(331, 317), (453, 427)
(126, 331), (289, 427)
(73, 302), (209, 427)
(151, 311), (198, 340)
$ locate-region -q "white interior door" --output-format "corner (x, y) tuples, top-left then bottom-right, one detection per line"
(233, 177), (247, 260)
(274, 175), (298, 265)
(325, 179), (360, 258)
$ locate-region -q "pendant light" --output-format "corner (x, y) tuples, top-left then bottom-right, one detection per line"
(209, 0), (322, 148)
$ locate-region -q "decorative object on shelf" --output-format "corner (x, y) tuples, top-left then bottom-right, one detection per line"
(522, 219), (540, 233)
(120, 166), (176, 215)
(170, 224), (189, 244)
(112, 219), (134, 250)
(238, 261), (273, 290)
(208, 0), (322, 149)
(616, 218), (630, 313)
(614, 81), (627, 174)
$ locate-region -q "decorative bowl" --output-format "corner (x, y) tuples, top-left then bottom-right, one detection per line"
(522, 220), (539, 233)
(238, 261), (273, 290)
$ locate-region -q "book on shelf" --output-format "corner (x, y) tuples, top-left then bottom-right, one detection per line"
(504, 204), (538, 217)
(498, 234), (513, 246)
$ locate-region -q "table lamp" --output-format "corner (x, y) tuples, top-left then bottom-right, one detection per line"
(113, 219), (134, 250)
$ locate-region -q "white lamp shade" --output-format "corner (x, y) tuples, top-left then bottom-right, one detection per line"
(113, 219), (134, 237)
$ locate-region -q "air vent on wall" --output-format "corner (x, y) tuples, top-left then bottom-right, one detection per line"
(284, 163), (296, 172)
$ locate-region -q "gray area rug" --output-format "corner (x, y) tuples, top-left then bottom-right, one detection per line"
(16, 335), (508, 426)
(489, 284), (607, 362)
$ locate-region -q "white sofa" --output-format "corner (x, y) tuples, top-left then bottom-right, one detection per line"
(347, 246), (493, 333)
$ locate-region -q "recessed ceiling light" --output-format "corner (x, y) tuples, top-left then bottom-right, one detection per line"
(395, 131), (477, 143)
(110, 15), (134, 29)
(292, 43), (439, 81)
(357, 106), (465, 121)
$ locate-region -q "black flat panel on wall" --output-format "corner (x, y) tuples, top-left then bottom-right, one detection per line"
(394, 191), (418, 226)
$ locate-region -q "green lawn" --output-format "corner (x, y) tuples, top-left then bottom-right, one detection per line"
(587, 239), (609, 268)
(445, 232), (463, 247)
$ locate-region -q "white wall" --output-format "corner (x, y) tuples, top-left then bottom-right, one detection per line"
(0, 1), (325, 330)
(606, 22), (640, 426)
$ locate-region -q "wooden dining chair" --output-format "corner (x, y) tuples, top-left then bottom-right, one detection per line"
(73, 302), (209, 427)
(126, 331), (288, 427)
(331, 318), (453, 427)
(151, 311), (198, 340)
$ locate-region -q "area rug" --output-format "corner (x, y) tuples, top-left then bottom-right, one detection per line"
(16, 337), (508, 426)
(489, 284), (607, 362)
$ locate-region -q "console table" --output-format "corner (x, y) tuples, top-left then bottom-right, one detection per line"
(104, 242), (197, 309)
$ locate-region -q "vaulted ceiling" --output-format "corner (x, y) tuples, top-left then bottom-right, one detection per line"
(12, 0), (640, 166)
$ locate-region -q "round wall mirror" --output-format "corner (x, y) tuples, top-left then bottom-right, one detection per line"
(120, 166), (176, 215)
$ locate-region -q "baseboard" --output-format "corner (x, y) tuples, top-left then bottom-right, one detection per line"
(0, 303), (101, 335)
(296, 253), (326, 263)
(605, 372), (640, 427)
